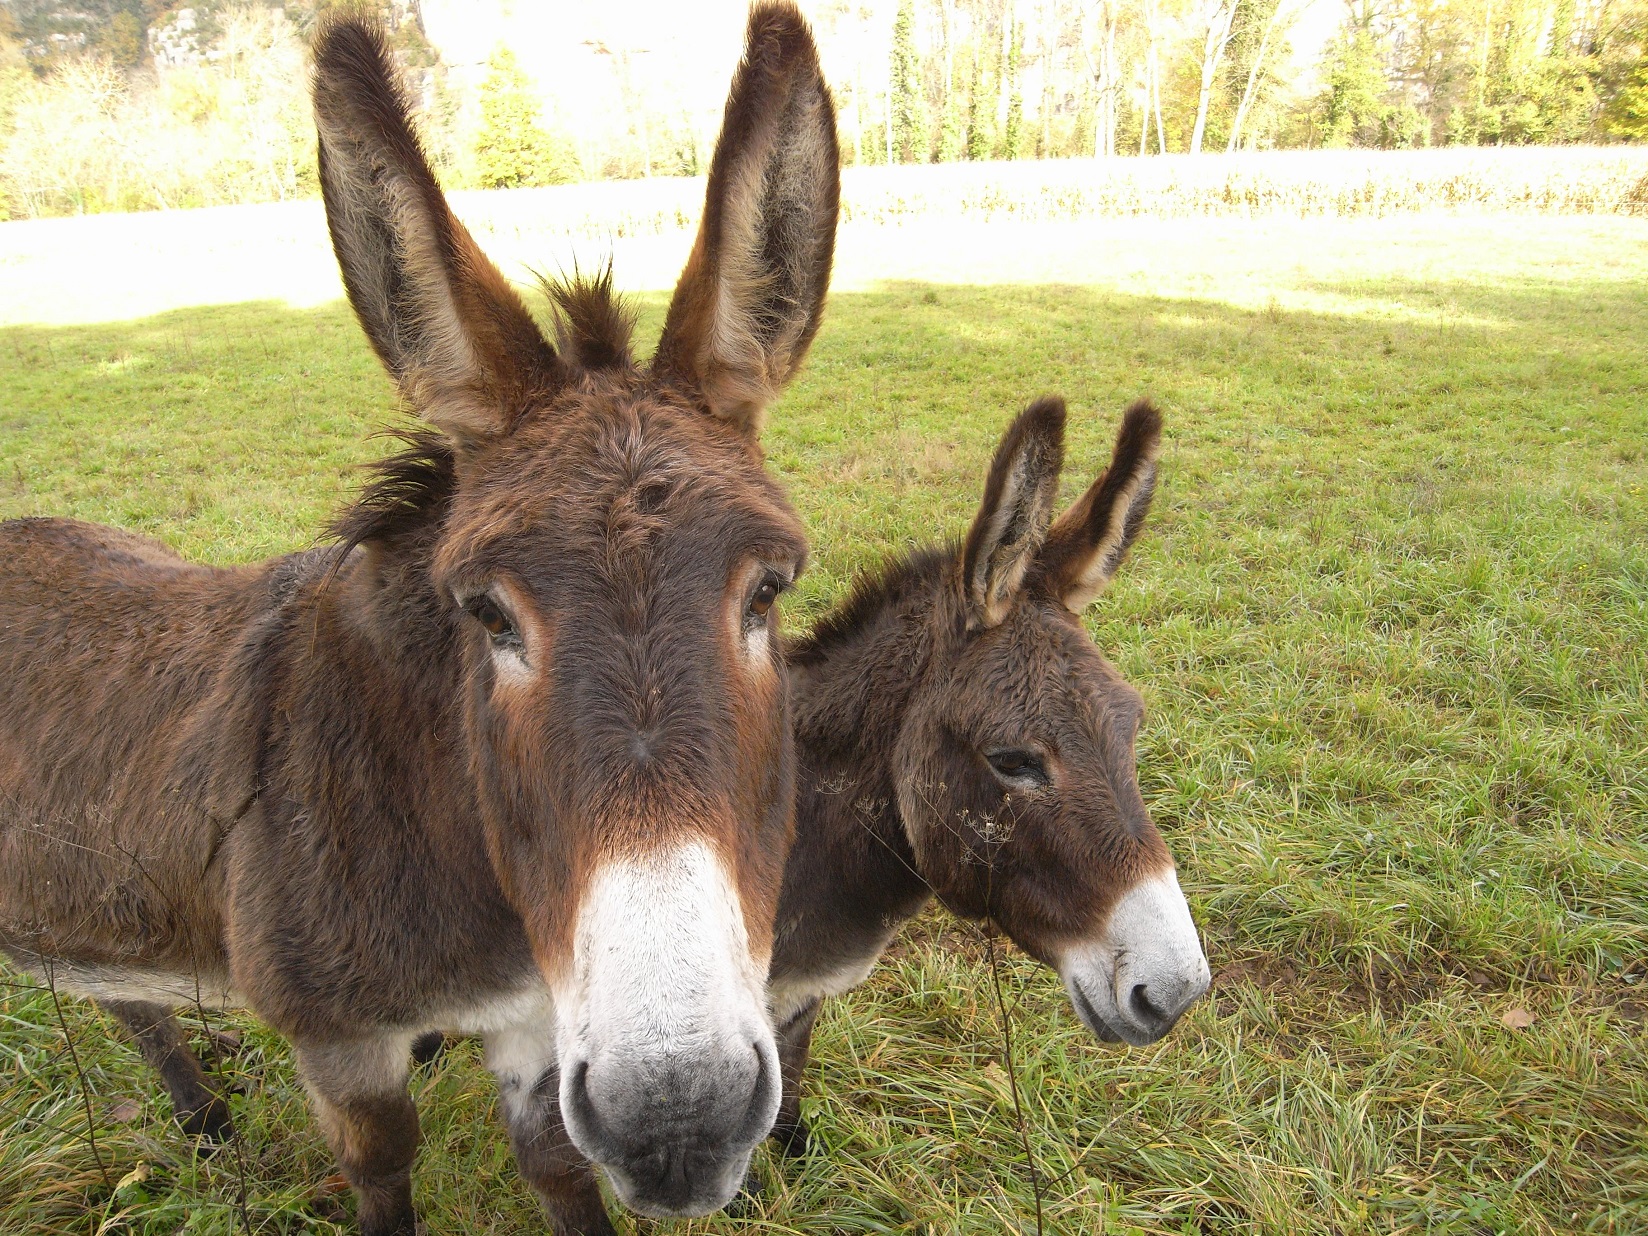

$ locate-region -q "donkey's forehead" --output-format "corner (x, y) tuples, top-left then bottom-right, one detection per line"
(960, 601), (1142, 725)
(440, 389), (805, 567)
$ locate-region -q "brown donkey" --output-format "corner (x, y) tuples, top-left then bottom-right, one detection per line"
(494, 399), (1211, 1234)
(0, 5), (837, 1230)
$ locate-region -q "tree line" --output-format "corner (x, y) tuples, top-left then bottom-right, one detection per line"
(0, 0), (1643, 222)
(817, 0), (1646, 161)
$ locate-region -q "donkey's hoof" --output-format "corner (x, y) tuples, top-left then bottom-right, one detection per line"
(178, 1098), (235, 1147)
(771, 1115), (813, 1158)
(410, 1032), (447, 1069)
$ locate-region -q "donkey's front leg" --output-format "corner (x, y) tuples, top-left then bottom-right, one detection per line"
(772, 997), (823, 1157)
(103, 1000), (234, 1142)
(484, 1027), (615, 1236)
(296, 1034), (420, 1236)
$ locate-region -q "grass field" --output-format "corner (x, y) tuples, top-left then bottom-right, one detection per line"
(1, 208), (1647, 1235)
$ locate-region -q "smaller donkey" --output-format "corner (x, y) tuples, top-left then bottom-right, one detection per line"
(768, 396), (1209, 1154)
(506, 397), (1210, 1234)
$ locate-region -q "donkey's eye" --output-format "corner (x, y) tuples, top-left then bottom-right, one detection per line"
(747, 575), (783, 622)
(986, 749), (1047, 785)
(465, 596), (520, 646)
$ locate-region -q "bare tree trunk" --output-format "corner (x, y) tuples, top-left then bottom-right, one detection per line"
(1140, 52), (1150, 156)
(942, 0), (954, 99)
(886, 36), (895, 164)
(1228, 0), (1286, 152)
(1154, 62), (1167, 154)
(1041, 6), (1054, 157)
(1142, 0), (1168, 154)
(854, 56), (865, 164)
(998, 0), (1015, 134)
(1102, 3), (1118, 156)
(1478, 0), (1493, 110)
(1189, 0), (1238, 155)
(1082, 0), (1121, 157)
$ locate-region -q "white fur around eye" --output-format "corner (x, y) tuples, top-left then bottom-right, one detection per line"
(457, 582), (535, 687)
(732, 563), (789, 667)
(491, 642), (532, 685)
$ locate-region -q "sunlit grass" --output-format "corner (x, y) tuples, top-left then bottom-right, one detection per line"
(4, 155), (1647, 329)
(1, 216), (1646, 1233)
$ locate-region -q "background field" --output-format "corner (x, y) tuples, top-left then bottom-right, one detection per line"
(1, 198), (1646, 1235)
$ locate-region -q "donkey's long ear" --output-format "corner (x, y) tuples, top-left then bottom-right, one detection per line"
(1036, 400), (1163, 612)
(651, 2), (839, 439)
(311, 16), (562, 448)
(960, 398), (1067, 630)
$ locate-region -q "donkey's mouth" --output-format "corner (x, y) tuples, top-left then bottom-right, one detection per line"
(1066, 976), (1127, 1043)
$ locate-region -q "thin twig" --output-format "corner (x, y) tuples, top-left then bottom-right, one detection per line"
(188, 979), (254, 1232)
(985, 929), (1045, 1236)
(40, 958), (114, 1192)
(100, 831), (256, 1236)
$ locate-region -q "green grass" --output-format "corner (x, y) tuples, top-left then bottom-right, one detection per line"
(2, 217), (1647, 1235)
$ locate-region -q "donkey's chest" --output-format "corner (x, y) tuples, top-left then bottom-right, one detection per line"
(426, 979), (556, 1038)
(768, 952), (884, 1026)
(767, 908), (914, 1025)
(767, 881), (932, 1025)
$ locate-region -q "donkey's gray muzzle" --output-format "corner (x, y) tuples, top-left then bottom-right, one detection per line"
(561, 1033), (780, 1216)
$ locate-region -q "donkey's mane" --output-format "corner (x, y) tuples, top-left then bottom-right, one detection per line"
(328, 271), (639, 557)
(329, 428), (457, 557)
(790, 545), (954, 667)
(539, 265), (637, 373)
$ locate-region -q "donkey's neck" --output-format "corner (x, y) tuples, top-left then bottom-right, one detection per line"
(769, 549), (953, 1011)
(228, 501), (540, 1033)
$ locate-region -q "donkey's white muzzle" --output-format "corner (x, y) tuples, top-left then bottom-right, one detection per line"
(555, 842), (779, 1216)
(1058, 870), (1210, 1046)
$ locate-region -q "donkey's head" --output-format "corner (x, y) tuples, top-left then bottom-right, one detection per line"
(895, 399), (1209, 1046)
(312, 5), (836, 1215)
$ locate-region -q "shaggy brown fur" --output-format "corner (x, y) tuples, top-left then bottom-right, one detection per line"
(0, 5), (840, 1234)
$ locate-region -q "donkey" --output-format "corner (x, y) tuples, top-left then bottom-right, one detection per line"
(0, 5), (838, 1231)
(472, 397), (1211, 1234)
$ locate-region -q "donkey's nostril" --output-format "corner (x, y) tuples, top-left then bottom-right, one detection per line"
(562, 1058), (600, 1137)
(728, 1040), (779, 1149)
(1129, 982), (1168, 1028)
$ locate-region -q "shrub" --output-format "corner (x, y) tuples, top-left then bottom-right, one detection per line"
(1607, 56), (1648, 139)
(471, 46), (579, 189)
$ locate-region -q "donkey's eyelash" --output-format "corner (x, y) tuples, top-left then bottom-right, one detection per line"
(985, 749), (1050, 786)
(460, 592), (524, 651)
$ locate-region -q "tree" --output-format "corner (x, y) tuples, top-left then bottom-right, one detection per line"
(1002, 14), (1025, 156)
(472, 46), (578, 188)
(1139, 0), (1169, 153)
(1317, 27), (1388, 145)
(965, 39), (992, 158)
(937, 0), (965, 159)
(1227, 0), (1297, 150)
(1082, 0), (1124, 157)
(102, 9), (146, 69)
(890, 0), (926, 161)
(1607, 54), (1648, 137)
(0, 22), (29, 220)
(1189, 0), (1240, 153)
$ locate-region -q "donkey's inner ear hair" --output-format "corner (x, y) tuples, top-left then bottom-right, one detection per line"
(311, 13), (563, 449)
(1035, 399), (1164, 613)
(960, 397), (1068, 630)
(651, 1), (840, 440)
